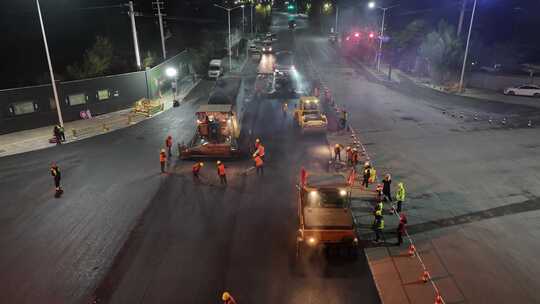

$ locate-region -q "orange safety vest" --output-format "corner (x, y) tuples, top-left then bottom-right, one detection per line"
(254, 156), (263, 167)
(166, 137), (172, 147)
(217, 164), (226, 176)
(160, 152), (167, 162)
(257, 145), (265, 157)
(192, 163), (201, 173)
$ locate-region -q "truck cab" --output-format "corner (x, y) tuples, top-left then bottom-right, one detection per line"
(297, 174), (358, 256)
(294, 96), (327, 134)
(208, 59), (223, 79)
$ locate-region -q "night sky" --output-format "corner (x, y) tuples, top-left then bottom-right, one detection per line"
(1, 0), (539, 89)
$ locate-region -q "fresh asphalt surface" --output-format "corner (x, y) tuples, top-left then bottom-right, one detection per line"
(3, 12), (540, 304)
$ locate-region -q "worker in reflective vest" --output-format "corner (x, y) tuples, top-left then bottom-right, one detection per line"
(165, 135), (173, 157)
(50, 162), (63, 196)
(255, 141), (265, 160)
(222, 292), (237, 304)
(254, 154), (264, 176)
(160, 149), (167, 173)
(395, 182), (406, 213)
(217, 161), (227, 185)
(362, 162), (371, 188)
(192, 162), (203, 181)
(346, 146), (353, 165)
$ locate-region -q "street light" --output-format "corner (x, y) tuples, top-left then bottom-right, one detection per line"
(458, 0), (477, 92)
(368, 2), (398, 72)
(214, 4), (243, 72)
(166, 67), (178, 102)
(36, 0), (63, 127)
(241, 5), (245, 34)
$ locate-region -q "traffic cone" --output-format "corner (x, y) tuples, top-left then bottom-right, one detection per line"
(421, 270), (430, 283)
(408, 244), (416, 257)
(434, 293), (443, 304)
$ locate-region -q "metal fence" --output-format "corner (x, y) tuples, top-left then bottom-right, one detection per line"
(0, 50), (194, 135)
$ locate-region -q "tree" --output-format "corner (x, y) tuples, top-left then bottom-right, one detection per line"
(389, 19), (427, 72)
(143, 51), (157, 69)
(419, 20), (463, 84)
(66, 36), (114, 80)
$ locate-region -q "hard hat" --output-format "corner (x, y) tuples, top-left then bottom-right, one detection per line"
(335, 144), (340, 148)
(375, 210), (382, 216)
(161, 149), (165, 153)
(364, 161), (370, 167)
(199, 162), (204, 167)
(222, 292), (231, 301)
(256, 138), (260, 143)
(217, 160), (221, 165)
(346, 146), (351, 150)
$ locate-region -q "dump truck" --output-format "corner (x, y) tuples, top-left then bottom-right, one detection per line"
(179, 77), (243, 159)
(296, 173), (358, 257)
(293, 96), (327, 134)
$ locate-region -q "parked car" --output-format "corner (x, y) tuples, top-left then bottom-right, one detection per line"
(503, 84), (540, 97)
(249, 43), (260, 54)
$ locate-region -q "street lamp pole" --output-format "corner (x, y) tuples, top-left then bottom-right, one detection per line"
(214, 4), (243, 72)
(36, 0), (63, 126)
(241, 5), (245, 34)
(458, 0), (477, 92)
(335, 5), (339, 34)
(377, 7), (387, 72)
(251, 2), (254, 37)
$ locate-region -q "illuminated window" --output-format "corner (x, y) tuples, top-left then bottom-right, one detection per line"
(97, 89), (110, 101)
(10, 101), (36, 115)
(68, 93), (86, 106)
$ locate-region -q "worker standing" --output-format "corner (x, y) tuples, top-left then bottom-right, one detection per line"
(254, 154), (264, 176)
(53, 125), (62, 145)
(333, 144), (342, 161)
(382, 173), (392, 202)
(362, 162), (371, 188)
(217, 160), (227, 185)
(222, 292), (237, 304)
(255, 141), (265, 160)
(50, 162), (63, 197)
(395, 182), (406, 213)
(282, 102), (288, 118)
(159, 149), (167, 173)
(255, 138), (261, 150)
(396, 213), (407, 246)
(351, 148), (359, 167)
(165, 135), (173, 157)
(346, 146), (353, 165)
(192, 162), (203, 181)
(373, 209), (385, 243)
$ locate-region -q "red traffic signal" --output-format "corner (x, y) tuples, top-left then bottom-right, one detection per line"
(369, 32), (375, 38)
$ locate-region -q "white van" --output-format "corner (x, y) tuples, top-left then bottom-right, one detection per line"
(208, 59), (223, 79)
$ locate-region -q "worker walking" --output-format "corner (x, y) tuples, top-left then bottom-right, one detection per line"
(217, 160), (227, 185)
(192, 162), (203, 181)
(395, 182), (406, 213)
(254, 154), (264, 176)
(362, 162), (371, 188)
(396, 213), (408, 246)
(222, 292), (237, 304)
(373, 209), (385, 243)
(382, 174), (392, 202)
(159, 149), (167, 173)
(50, 162), (63, 197)
(165, 135), (173, 157)
(333, 144), (342, 161)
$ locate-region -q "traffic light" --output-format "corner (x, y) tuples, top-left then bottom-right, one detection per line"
(288, 4), (295, 11)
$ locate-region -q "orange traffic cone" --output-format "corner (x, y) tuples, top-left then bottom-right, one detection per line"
(421, 270), (430, 283)
(434, 293), (443, 304)
(408, 244), (416, 257)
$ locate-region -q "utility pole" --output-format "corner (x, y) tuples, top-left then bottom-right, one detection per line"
(377, 8), (387, 72)
(457, 0), (467, 37)
(335, 5), (339, 34)
(153, 1), (167, 60)
(36, 0), (63, 126)
(459, 0), (477, 92)
(251, 2), (254, 37)
(128, 1), (141, 69)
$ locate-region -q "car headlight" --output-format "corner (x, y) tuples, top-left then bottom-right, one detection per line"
(269, 47), (272, 51)
(308, 237), (317, 246)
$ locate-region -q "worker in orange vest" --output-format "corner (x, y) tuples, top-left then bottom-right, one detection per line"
(346, 146), (353, 165)
(165, 135), (173, 157)
(255, 143), (265, 160)
(159, 149), (167, 173)
(253, 153), (264, 175)
(222, 292), (237, 304)
(192, 162), (203, 181)
(217, 160), (227, 185)
(351, 148), (359, 166)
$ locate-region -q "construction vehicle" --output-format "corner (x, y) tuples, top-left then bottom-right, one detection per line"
(179, 77), (243, 159)
(293, 96), (327, 134)
(296, 173), (358, 257)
